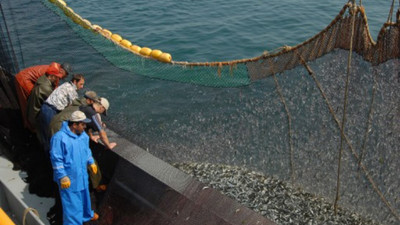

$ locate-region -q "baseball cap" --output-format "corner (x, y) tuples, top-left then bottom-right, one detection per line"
(46, 62), (63, 78)
(61, 63), (72, 75)
(84, 91), (99, 101)
(70, 111), (91, 123)
(99, 97), (109, 116)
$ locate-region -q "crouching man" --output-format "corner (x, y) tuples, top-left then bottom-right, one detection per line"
(49, 111), (99, 224)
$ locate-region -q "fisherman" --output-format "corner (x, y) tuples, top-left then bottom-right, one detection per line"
(46, 91), (100, 225)
(50, 111), (99, 225)
(48, 91), (99, 138)
(38, 74), (85, 150)
(26, 63), (64, 133)
(80, 97), (117, 150)
(14, 62), (71, 131)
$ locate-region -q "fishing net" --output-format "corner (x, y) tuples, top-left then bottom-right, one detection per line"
(43, 0), (399, 88)
(2, 0), (400, 224)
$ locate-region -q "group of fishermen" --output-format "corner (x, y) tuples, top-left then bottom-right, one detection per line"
(14, 62), (117, 225)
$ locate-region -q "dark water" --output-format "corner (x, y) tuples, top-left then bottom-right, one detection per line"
(1, 0), (399, 223)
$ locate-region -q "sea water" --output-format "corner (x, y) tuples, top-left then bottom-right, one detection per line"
(64, 0), (391, 62)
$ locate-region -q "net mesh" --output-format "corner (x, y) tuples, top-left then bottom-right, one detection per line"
(10, 0), (400, 224)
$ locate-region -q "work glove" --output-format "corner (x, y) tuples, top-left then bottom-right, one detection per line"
(60, 176), (71, 189)
(90, 163), (98, 174)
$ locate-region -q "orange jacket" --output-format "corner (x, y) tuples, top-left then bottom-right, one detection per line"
(15, 65), (49, 99)
(14, 63), (61, 130)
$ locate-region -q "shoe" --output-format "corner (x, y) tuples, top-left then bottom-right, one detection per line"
(95, 184), (107, 192)
(91, 212), (99, 221)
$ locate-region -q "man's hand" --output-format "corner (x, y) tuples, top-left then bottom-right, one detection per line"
(60, 176), (71, 189)
(90, 163), (98, 174)
(107, 142), (117, 150)
(90, 135), (100, 143)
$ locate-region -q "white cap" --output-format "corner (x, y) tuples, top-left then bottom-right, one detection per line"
(70, 111), (91, 123)
(99, 98), (109, 115)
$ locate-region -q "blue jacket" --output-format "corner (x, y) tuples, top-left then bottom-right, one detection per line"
(50, 121), (94, 192)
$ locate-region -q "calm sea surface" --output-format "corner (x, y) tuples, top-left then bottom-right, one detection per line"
(65, 0), (391, 62)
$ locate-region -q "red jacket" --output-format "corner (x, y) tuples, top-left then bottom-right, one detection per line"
(14, 63), (61, 130)
(15, 65), (49, 98)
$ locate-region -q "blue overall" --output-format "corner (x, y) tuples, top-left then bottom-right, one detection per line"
(50, 121), (95, 225)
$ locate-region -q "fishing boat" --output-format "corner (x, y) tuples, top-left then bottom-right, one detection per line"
(0, 0), (399, 224)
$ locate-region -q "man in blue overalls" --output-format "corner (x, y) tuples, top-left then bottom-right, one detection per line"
(50, 110), (99, 224)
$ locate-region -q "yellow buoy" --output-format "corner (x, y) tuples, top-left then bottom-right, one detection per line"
(139, 47), (152, 56)
(150, 49), (163, 59)
(78, 19), (91, 29)
(82, 19), (91, 26)
(66, 7), (74, 13)
(111, 34), (122, 42)
(63, 7), (74, 17)
(158, 53), (172, 63)
(92, 24), (102, 31)
(101, 29), (112, 37)
(71, 15), (82, 25)
(58, 0), (67, 7)
(120, 40), (132, 48)
(130, 45), (141, 53)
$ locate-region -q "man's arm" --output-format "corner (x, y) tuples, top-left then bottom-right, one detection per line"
(89, 113), (116, 150)
(99, 130), (117, 150)
(49, 135), (68, 181)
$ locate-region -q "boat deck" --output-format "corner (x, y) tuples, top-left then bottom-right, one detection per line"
(0, 145), (52, 225)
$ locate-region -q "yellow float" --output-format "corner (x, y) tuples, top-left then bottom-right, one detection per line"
(111, 34), (122, 42)
(139, 47), (152, 56)
(82, 19), (91, 26)
(150, 49), (163, 59)
(58, 0), (67, 7)
(92, 24), (102, 31)
(77, 19), (91, 29)
(71, 15), (82, 25)
(63, 7), (74, 17)
(120, 39), (132, 48)
(130, 45), (141, 53)
(101, 29), (112, 37)
(158, 53), (172, 63)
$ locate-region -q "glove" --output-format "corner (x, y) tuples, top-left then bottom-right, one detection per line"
(90, 164), (98, 174)
(60, 176), (70, 189)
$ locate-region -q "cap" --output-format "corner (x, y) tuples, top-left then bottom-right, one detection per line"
(84, 91), (99, 101)
(46, 62), (63, 78)
(99, 97), (109, 115)
(70, 111), (91, 123)
(61, 63), (72, 75)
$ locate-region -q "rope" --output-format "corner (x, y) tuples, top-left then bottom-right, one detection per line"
(333, 2), (357, 215)
(358, 68), (377, 171)
(22, 207), (39, 225)
(295, 49), (400, 222)
(267, 53), (295, 184)
(387, 0), (396, 23)
(273, 75), (294, 184)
